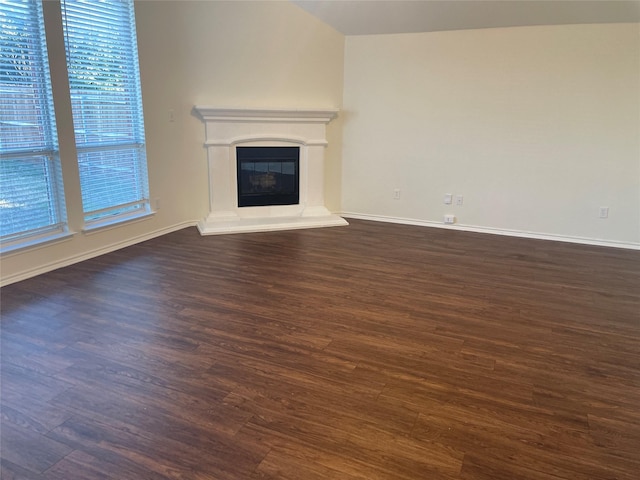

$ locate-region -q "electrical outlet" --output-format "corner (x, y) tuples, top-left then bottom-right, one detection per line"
(599, 206), (609, 219)
(444, 214), (455, 224)
(444, 193), (453, 205)
(455, 195), (464, 206)
(393, 189), (401, 200)
(168, 109), (176, 122)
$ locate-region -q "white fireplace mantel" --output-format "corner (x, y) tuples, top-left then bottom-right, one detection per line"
(194, 106), (348, 235)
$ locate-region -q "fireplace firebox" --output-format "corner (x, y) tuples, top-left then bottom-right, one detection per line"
(237, 146), (300, 207)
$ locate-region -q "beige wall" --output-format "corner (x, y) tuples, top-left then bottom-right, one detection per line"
(3, 5), (638, 285)
(136, 0), (344, 221)
(342, 23), (640, 247)
(1, 0), (344, 285)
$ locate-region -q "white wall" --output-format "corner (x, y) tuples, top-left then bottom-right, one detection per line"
(341, 23), (640, 247)
(0, 0), (344, 285)
(3, 8), (638, 286)
(135, 0), (344, 220)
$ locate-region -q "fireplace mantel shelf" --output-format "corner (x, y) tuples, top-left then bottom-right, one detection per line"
(194, 106), (339, 124)
(194, 106), (347, 236)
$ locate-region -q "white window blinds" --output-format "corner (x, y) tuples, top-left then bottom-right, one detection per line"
(0, 0), (67, 244)
(61, 0), (149, 223)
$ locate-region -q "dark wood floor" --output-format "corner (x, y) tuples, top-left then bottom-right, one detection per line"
(1, 219), (639, 479)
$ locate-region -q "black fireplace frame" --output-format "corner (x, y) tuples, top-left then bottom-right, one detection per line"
(236, 146), (300, 207)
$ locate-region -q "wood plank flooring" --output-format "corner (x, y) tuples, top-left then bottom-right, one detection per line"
(1, 219), (639, 479)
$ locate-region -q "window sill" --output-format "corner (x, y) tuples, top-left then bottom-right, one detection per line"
(82, 209), (155, 235)
(0, 230), (75, 256)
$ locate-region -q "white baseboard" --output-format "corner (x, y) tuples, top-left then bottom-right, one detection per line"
(1, 221), (198, 287)
(341, 212), (640, 251)
(4, 213), (637, 287)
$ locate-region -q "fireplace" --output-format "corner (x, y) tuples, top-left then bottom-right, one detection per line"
(237, 146), (299, 207)
(193, 107), (348, 235)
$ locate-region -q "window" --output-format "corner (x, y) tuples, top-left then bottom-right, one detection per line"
(0, 0), (67, 246)
(61, 0), (149, 225)
(0, 0), (149, 251)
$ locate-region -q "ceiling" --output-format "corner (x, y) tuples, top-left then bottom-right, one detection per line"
(292, 0), (640, 36)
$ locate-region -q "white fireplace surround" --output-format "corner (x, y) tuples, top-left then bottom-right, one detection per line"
(194, 106), (348, 235)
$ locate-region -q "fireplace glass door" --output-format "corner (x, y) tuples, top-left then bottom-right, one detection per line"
(236, 147), (300, 207)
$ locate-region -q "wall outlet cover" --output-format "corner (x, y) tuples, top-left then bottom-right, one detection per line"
(599, 206), (609, 219)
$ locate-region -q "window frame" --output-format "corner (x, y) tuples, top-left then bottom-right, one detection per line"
(61, 0), (151, 228)
(0, 0), (69, 252)
(0, 0), (153, 254)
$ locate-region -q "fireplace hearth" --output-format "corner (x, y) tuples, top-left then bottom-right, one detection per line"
(193, 107), (348, 235)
